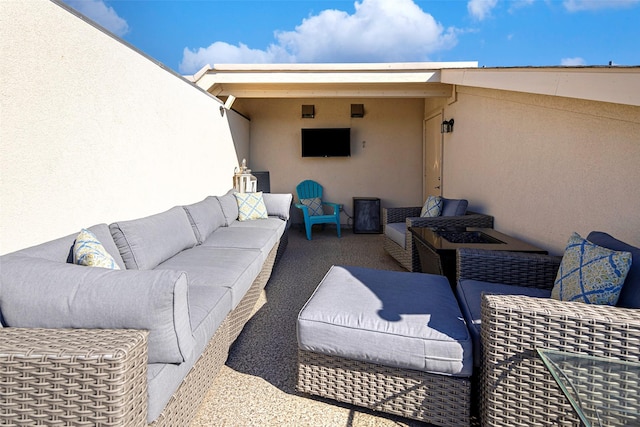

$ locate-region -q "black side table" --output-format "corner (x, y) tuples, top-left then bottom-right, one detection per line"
(353, 197), (381, 234)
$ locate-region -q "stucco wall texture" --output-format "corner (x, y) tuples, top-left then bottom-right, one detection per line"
(1, 0), (248, 254)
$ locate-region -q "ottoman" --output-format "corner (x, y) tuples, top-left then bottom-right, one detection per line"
(296, 265), (473, 427)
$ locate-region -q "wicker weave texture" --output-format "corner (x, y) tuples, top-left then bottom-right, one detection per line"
(297, 350), (471, 427)
(457, 248), (561, 288)
(228, 241), (279, 344)
(149, 318), (228, 427)
(481, 294), (640, 427)
(0, 328), (148, 427)
(382, 207), (494, 273)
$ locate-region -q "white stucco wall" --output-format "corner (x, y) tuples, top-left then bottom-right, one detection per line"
(240, 97), (425, 225)
(0, 0), (248, 254)
(442, 86), (640, 254)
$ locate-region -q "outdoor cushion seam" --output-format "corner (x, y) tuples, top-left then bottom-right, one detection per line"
(298, 318), (470, 341)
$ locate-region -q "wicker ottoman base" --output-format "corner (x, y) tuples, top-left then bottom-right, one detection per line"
(297, 350), (471, 427)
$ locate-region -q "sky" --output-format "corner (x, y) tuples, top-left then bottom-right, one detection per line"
(62, 0), (640, 75)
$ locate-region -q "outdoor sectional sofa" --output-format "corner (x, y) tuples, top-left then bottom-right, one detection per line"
(0, 190), (292, 426)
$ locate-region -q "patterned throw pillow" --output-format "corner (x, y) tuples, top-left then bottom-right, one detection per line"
(420, 196), (443, 217)
(551, 232), (632, 305)
(73, 228), (121, 269)
(234, 191), (268, 221)
(300, 197), (324, 216)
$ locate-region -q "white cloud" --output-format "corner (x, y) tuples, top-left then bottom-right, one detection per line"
(561, 57), (586, 66)
(563, 0), (640, 11)
(179, 0), (458, 73)
(467, 0), (499, 20)
(64, 0), (129, 37)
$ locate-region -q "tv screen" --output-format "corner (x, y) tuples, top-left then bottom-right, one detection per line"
(301, 128), (351, 157)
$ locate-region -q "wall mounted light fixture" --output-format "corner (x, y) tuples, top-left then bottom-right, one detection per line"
(441, 118), (454, 133)
(302, 105), (315, 118)
(220, 95), (237, 116)
(351, 104), (364, 118)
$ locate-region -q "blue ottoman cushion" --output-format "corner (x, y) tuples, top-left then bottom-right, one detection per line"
(297, 265), (473, 377)
(456, 279), (552, 366)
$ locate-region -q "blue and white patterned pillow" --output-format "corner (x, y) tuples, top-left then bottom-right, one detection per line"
(300, 197), (324, 216)
(234, 191), (268, 221)
(551, 232), (632, 305)
(73, 228), (121, 270)
(420, 196), (443, 217)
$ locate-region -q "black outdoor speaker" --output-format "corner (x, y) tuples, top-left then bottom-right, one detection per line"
(253, 171), (270, 193)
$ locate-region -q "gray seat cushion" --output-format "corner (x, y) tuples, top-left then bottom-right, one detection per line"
(456, 279), (552, 366)
(201, 226), (278, 263)
(156, 245), (263, 309)
(384, 222), (406, 249)
(229, 217), (287, 238)
(298, 265), (473, 377)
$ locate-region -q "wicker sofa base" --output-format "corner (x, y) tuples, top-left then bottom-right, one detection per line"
(0, 328), (149, 427)
(297, 350), (471, 427)
(149, 318), (229, 427)
(228, 241), (279, 344)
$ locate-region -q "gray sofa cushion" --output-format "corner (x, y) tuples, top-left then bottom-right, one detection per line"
(587, 231), (640, 309)
(384, 222), (406, 249)
(0, 255), (195, 364)
(8, 223), (125, 270)
(441, 198), (469, 216)
(201, 227), (278, 263)
(261, 193), (293, 220)
(456, 279), (551, 366)
(217, 189), (239, 226)
(183, 196), (226, 244)
(298, 265), (473, 377)
(110, 206), (197, 270)
(229, 217), (287, 237)
(156, 246), (264, 309)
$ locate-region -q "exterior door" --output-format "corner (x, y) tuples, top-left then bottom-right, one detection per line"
(423, 113), (443, 200)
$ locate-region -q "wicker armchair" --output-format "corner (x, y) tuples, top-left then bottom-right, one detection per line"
(456, 248), (640, 427)
(383, 207), (494, 272)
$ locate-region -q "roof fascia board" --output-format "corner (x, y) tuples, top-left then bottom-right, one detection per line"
(441, 68), (640, 107)
(210, 83), (453, 98)
(210, 62), (478, 72)
(201, 71), (442, 84)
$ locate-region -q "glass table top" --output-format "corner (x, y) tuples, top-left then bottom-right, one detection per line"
(537, 348), (640, 427)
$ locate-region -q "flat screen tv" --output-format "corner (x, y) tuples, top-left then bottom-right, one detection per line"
(301, 128), (351, 157)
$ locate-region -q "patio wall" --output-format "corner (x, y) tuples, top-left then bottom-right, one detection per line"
(442, 86), (640, 254)
(241, 97), (425, 225)
(0, 0), (248, 254)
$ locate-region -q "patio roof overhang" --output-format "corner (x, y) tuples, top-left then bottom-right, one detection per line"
(192, 62), (477, 99)
(190, 62), (640, 107)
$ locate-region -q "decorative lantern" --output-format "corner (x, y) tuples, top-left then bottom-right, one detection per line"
(233, 159), (257, 193)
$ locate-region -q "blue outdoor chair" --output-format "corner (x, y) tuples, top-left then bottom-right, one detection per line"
(295, 180), (341, 240)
